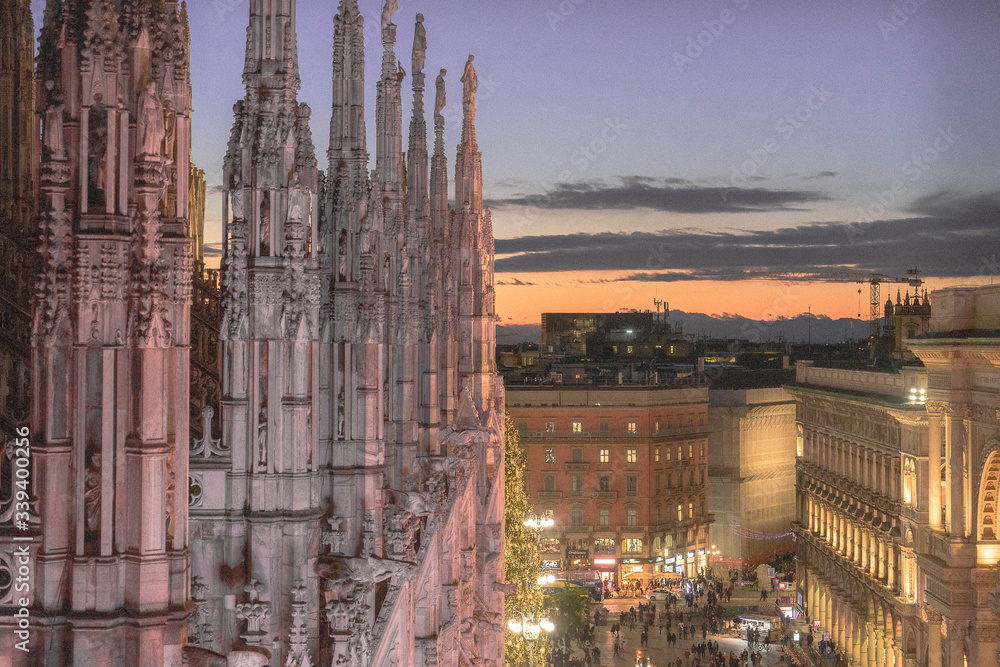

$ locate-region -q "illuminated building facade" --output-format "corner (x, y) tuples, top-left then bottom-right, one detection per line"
(507, 382), (713, 584)
(793, 284), (1000, 666)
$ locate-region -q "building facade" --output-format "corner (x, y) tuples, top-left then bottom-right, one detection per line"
(3, 1), (505, 666)
(708, 378), (797, 565)
(507, 381), (713, 585)
(793, 284), (1000, 666)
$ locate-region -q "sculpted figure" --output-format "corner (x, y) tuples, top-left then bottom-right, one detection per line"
(461, 55), (477, 105)
(288, 172), (307, 222)
(84, 451), (102, 532)
(43, 80), (66, 159)
(382, 0), (398, 32)
(434, 69), (447, 117)
(230, 171), (245, 221)
(412, 15), (426, 72)
(163, 99), (177, 159)
(337, 229), (348, 280)
(138, 81), (165, 156)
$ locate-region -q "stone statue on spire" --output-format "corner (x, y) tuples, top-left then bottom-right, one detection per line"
(382, 0), (398, 32)
(413, 14), (426, 73)
(461, 55), (477, 106)
(435, 69), (447, 117)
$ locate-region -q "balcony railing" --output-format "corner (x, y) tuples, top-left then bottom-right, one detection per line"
(593, 491), (618, 499)
(565, 462), (590, 472)
(538, 491), (563, 500)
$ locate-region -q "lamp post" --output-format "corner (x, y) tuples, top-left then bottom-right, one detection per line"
(508, 613), (555, 667)
(524, 514), (555, 531)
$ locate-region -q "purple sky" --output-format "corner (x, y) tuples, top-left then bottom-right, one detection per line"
(30, 0), (1000, 322)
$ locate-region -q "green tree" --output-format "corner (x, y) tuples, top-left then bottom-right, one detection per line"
(504, 414), (550, 666)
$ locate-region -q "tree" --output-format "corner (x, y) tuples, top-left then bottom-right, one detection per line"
(504, 414), (549, 667)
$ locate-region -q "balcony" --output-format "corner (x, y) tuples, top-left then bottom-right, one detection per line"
(565, 525), (591, 533)
(565, 462), (590, 473)
(593, 491), (618, 499)
(538, 491), (563, 500)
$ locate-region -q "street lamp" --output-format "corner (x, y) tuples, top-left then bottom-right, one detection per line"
(508, 613), (555, 667)
(524, 514), (555, 530)
(537, 573), (556, 586)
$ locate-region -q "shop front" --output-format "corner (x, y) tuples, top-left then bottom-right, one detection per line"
(593, 557), (617, 591)
(566, 549), (589, 572)
(618, 558), (656, 588)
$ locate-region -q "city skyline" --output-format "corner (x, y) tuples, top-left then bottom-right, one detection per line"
(27, 0), (1000, 324)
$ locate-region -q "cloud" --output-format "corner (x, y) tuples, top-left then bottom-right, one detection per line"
(803, 171), (838, 180)
(203, 242), (224, 258)
(496, 278), (536, 286)
(494, 189), (1000, 279)
(486, 176), (831, 214)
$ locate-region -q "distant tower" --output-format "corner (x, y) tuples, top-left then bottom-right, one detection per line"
(27, 1), (194, 663)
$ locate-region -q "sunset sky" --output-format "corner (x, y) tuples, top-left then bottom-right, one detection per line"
(31, 0), (1000, 324)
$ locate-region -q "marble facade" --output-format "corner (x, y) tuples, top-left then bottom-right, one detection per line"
(3, 1), (504, 665)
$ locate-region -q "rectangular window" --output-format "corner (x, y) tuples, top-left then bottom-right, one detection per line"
(689, 444), (694, 459)
(572, 421), (582, 434)
(626, 475), (638, 496)
(655, 505), (661, 524)
(571, 507), (583, 525)
(518, 421), (527, 436)
(599, 508), (610, 526)
(545, 421), (555, 434)
(627, 422), (637, 435)
(544, 448), (555, 464)
(572, 448), (583, 462)
(600, 421), (610, 436)
(544, 475), (555, 492)
(666, 473), (672, 489)
(600, 475), (610, 492)
(543, 508), (554, 520)
(678, 446), (683, 461)
(594, 538), (615, 554)
(599, 448), (609, 463)
(655, 421), (660, 433)
(700, 442), (705, 457)
(627, 449), (637, 464)
(627, 508), (638, 526)
(688, 502), (694, 519)
(655, 474), (661, 494)
(655, 448), (660, 462)
(701, 468), (705, 484)
(666, 447), (671, 461)
(623, 538), (643, 554)
(572, 475), (582, 496)
(677, 504), (683, 522)
(689, 470), (694, 487)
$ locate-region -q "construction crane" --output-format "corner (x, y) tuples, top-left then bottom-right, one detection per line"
(748, 269), (923, 340)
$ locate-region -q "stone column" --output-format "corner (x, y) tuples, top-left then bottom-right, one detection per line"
(837, 597), (847, 654)
(825, 590), (834, 638)
(866, 621), (876, 667)
(926, 609), (942, 667)
(854, 614), (864, 666)
(948, 623), (965, 667)
(945, 408), (966, 537)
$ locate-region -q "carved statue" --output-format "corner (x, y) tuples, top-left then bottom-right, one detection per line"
(84, 450), (102, 532)
(413, 15), (426, 73)
(138, 81), (165, 157)
(163, 99), (177, 160)
(260, 195), (271, 256)
(43, 80), (66, 159)
(382, 0), (398, 32)
(461, 56), (477, 106)
(435, 69), (447, 117)
(337, 388), (346, 437)
(230, 171), (245, 221)
(360, 209), (376, 255)
(288, 172), (307, 223)
(88, 112), (108, 201)
(337, 230), (348, 280)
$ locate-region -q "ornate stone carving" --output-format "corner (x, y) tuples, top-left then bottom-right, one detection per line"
(236, 579), (271, 647)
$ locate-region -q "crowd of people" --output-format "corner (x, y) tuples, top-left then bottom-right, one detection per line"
(545, 570), (795, 667)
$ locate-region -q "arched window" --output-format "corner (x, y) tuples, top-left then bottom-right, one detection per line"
(979, 449), (1000, 541)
